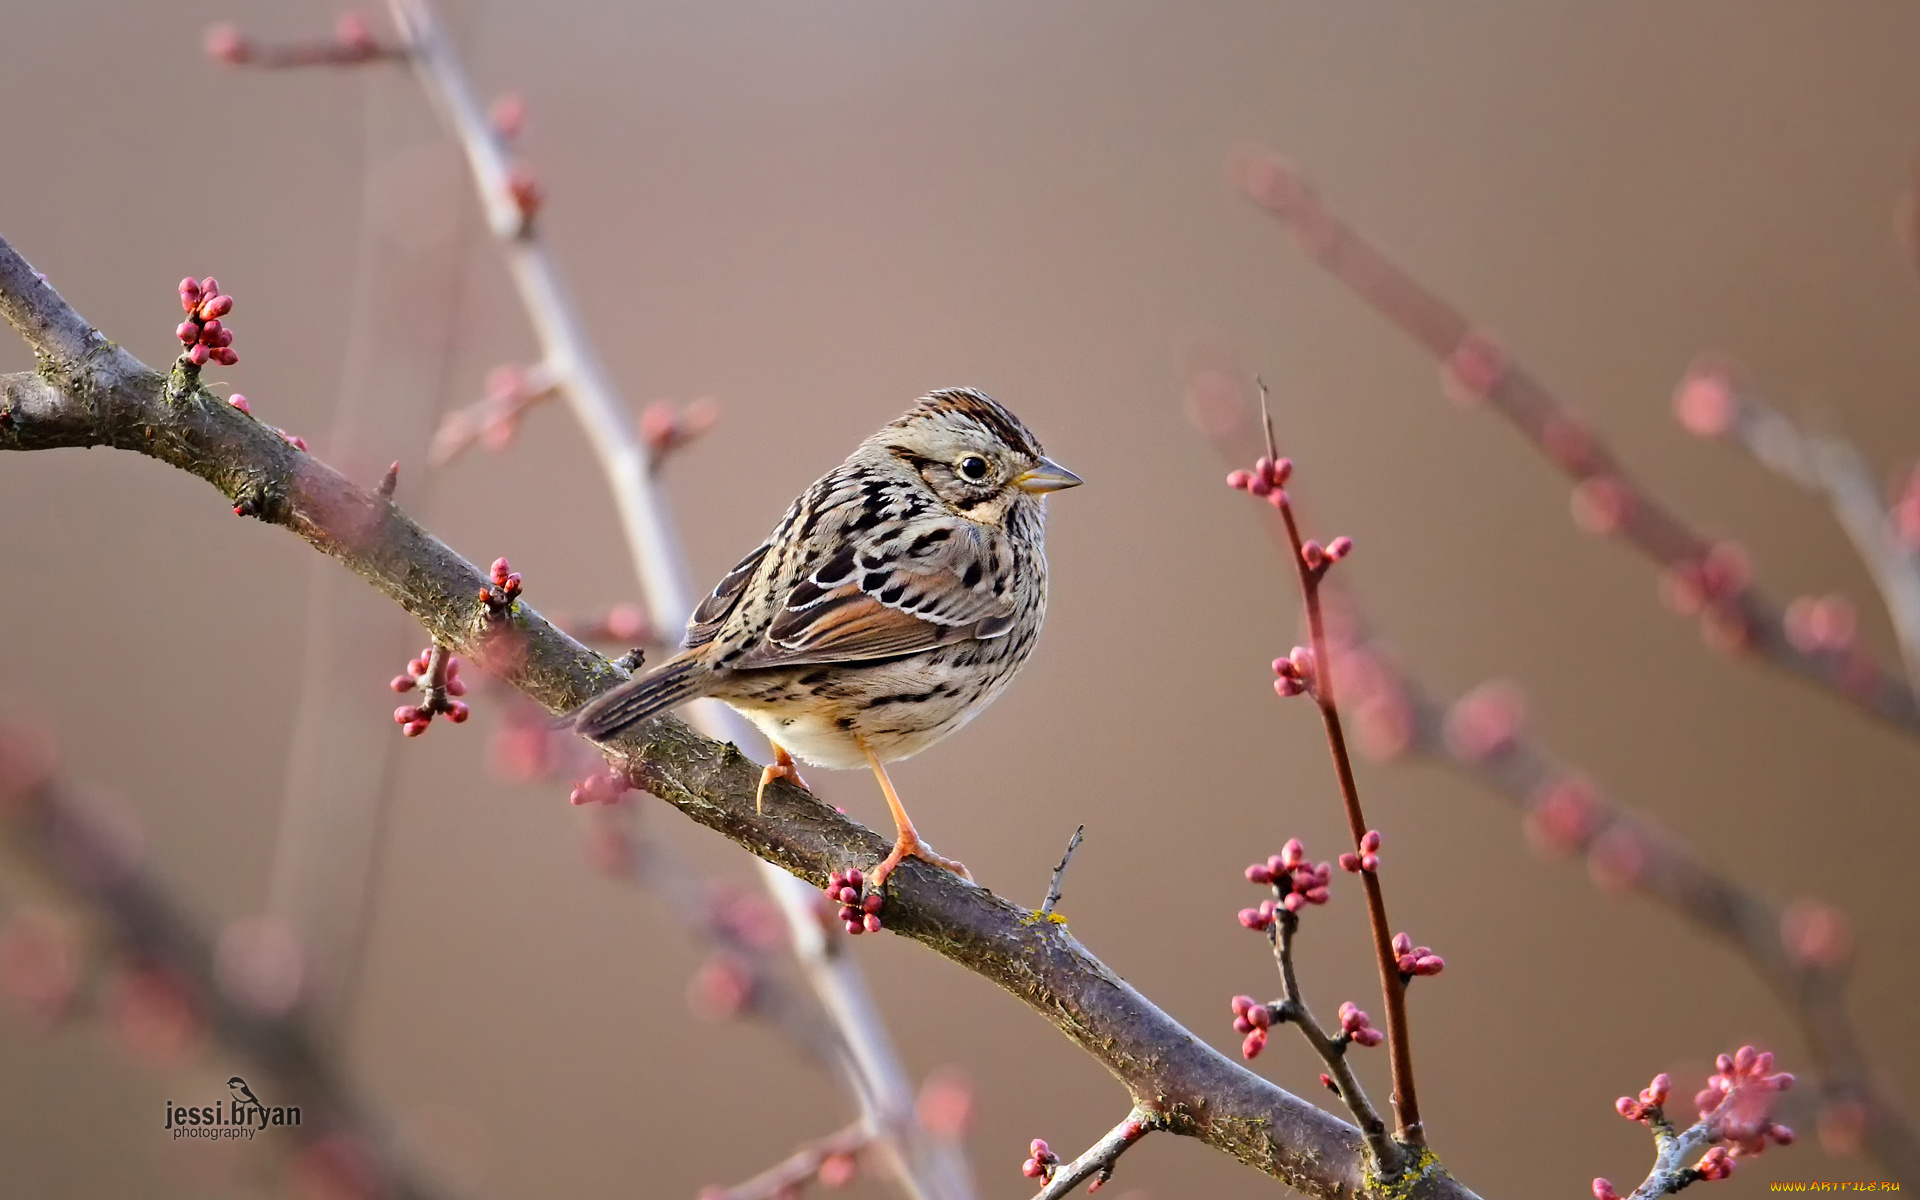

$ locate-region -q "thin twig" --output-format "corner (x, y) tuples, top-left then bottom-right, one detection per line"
(382, 5), (968, 1197)
(1039, 825), (1084, 918)
(1236, 150), (1920, 737)
(1266, 910), (1398, 1169)
(1029, 1107), (1163, 1200)
(1256, 382), (1424, 1150)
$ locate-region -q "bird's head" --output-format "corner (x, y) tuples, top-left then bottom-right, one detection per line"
(873, 387), (1082, 526)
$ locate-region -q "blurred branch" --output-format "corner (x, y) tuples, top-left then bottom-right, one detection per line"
(1673, 357), (1920, 692)
(1234, 151), (1920, 738)
(1191, 376), (1918, 1182)
(0, 236), (1480, 1200)
(0, 725), (460, 1200)
(700, 1119), (871, 1200)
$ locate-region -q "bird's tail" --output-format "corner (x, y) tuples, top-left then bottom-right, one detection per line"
(571, 655), (708, 741)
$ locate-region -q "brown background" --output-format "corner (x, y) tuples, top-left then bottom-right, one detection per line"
(3, 2), (1918, 1197)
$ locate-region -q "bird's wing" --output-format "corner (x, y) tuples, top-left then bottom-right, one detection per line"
(686, 542), (770, 649)
(733, 516), (1016, 668)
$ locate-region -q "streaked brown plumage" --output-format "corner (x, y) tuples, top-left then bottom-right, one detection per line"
(574, 387), (1081, 882)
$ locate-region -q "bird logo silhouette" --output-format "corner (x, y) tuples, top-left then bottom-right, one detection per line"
(228, 1077), (260, 1108)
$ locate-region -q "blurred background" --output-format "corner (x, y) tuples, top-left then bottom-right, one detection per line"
(3, 1), (1918, 1196)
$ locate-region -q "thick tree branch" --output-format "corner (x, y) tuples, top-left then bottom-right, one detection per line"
(0, 236), (1478, 1200)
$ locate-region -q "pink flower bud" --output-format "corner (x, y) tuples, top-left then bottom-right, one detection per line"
(1247, 474), (1272, 497)
(1593, 1179), (1621, 1200)
(187, 344), (211, 366)
(176, 322), (199, 344)
(490, 92), (528, 141)
(335, 10), (376, 53)
(211, 347), (238, 366)
(1281, 838), (1305, 868)
(1269, 458), (1294, 486)
(1571, 475), (1636, 537)
(199, 319), (224, 342)
(203, 23), (250, 64)
(1339, 852), (1360, 872)
(1241, 1028), (1267, 1059)
(1245, 863), (1273, 884)
(178, 278), (203, 309)
(228, 394), (250, 414)
(1301, 540), (1326, 569)
(1392, 932), (1412, 956)
(1327, 536), (1353, 560)
(1674, 360), (1739, 438)
(1360, 830), (1381, 853)
(200, 277), (219, 298)
(1226, 469), (1253, 490)
(389, 675), (415, 693)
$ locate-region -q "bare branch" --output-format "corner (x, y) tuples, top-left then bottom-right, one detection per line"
(0, 233), (1481, 1200)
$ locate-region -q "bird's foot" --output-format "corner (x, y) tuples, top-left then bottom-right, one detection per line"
(873, 829), (972, 888)
(755, 756), (809, 814)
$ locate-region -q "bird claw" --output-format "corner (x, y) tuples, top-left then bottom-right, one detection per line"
(873, 829), (971, 888)
(755, 758), (808, 814)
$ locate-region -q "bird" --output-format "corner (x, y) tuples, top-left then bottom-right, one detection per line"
(574, 387), (1081, 885)
(228, 1077), (260, 1107)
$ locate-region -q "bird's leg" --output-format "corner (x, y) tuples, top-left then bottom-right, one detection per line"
(756, 741), (809, 814)
(860, 738), (971, 886)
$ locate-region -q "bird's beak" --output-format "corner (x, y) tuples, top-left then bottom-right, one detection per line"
(1013, 457), (1084, 494)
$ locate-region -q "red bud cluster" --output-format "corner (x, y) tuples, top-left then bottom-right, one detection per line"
(825, 868), (883, 935)
(480, 557), (523, 612)
(1615, 1072), (1672, 1123)
(175, 277), (238, 367)
(1338, 829), (1382, 874)
(1229, 994), (1273, 1059)
(389, 646), (469, 736)
(1698, 1045), (1796, 1155)
(1336, 1001), (1384, 1047)
(1272, 646), (1315, 698)
(1241, 839), (1331, 927)
(1020, 1138), (1059, 1181)
(1391, 932), (1445, 978)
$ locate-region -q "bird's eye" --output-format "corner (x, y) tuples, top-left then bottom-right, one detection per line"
(958, 455), (990, 481)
